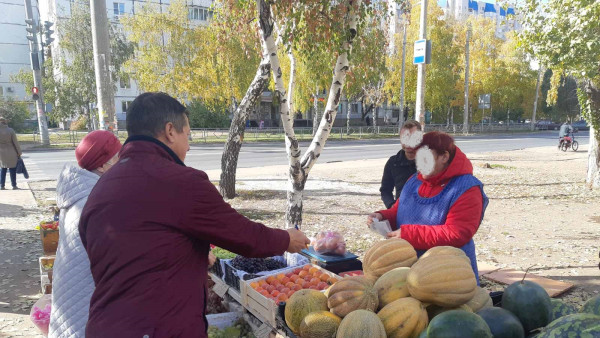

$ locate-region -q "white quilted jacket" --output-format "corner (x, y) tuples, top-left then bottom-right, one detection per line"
(49, 165), (99, 338)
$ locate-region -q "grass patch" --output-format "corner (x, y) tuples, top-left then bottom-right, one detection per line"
(490, 164), (516, 170)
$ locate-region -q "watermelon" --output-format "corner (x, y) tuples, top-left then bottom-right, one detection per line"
(580, 295), (600, 316)
(550, 299), (578, 321)
(427, 310), (493, 338)
(418, 330), (427, 338)
(502, 280), (552, 332)
(477, 307), (525, 338)
(538, 313), (600, 338)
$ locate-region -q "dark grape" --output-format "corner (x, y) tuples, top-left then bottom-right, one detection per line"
(230, 256), (286, 274)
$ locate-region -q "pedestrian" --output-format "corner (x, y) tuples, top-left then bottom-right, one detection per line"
(49, 130), (122, 338)
(367, 131), (488, 282)
(379, 120), (422, 208)
(0, 116), (22, 190)
(79, 92), (310, 337)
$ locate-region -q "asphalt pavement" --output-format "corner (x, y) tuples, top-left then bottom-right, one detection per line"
(17, 131), (589, 182)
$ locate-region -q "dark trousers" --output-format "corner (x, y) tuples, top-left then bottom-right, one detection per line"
(0, 167), (17, 188)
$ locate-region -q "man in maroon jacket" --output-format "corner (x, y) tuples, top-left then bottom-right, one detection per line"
(79, 92), (310, 337)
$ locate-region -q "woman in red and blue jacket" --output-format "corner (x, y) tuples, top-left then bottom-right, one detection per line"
(367, 131), (488, 282)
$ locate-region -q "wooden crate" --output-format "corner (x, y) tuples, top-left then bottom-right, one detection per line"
(39, 228), (59, 255)
(240, 264), (340, 327)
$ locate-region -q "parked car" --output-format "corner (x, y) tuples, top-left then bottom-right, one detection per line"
(572, 120), (590, 131)
(535, 120), (560, 130)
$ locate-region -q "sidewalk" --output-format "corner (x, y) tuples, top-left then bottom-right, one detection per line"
(0, 184), (46, 337)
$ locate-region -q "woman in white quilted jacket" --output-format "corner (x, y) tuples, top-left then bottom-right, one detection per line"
(49, 130), (121, 338)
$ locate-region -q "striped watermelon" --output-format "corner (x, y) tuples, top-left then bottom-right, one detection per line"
(550, 299), (578, 321)
(538, 313), (600, 338)
(580, 295), (600, 316)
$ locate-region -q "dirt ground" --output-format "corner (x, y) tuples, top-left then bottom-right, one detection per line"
(207, 144), (600, 306)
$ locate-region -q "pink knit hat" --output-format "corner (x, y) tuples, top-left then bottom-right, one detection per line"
(75, 130), (121, 171)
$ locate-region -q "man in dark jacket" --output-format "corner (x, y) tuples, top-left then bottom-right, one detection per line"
(380, 120), (422, 208)
(79, 92), (309, 337)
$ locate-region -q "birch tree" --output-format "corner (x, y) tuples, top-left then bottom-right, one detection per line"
(258, 0), (370, 227)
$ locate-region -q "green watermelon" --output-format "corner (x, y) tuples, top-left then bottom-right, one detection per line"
(538, 313), (600, 338)
(580, 295), (600, 316)
(502, 280), (552, 332)
(418, 329), (427, 338)
(477, 307), (525, 338)
(550, 299), (578, 321)
(427, 310), (493, 338)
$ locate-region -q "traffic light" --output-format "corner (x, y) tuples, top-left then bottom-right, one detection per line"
(32, 87), (39, 101)
(25, 19), (36, 42)
(43, 21), (54, 45)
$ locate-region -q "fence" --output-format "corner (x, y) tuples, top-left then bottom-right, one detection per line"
(22, 123), (538, 146)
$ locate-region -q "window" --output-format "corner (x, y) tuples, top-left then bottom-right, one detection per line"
(188, 6), (213, 21)
(122, 100), (132, 113)
(119, 77), (130, 89)
(113, 2), (125, 17)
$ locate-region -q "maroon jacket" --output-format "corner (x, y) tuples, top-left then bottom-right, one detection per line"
(79, 136), (290, 337)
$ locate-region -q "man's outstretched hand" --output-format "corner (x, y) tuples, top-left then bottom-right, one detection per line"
(286, 228), (310, 253)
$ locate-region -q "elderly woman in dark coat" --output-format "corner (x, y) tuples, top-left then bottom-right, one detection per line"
(0, 117), (22, 190)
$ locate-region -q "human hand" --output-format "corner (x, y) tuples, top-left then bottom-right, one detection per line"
(367, 213), (383, 227)
(286, 228), (310, 253)
(386, 229), (402, 239)
(208, 251), (216, 268)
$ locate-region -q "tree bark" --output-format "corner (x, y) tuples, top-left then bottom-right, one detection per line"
(312, 84), (319, 136)
(584, 80), (600, 188)
(258, 0), (361, 227)
(219, 54), (271, 198)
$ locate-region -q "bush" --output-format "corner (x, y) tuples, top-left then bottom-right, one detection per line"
(69, 116), (89, 131)
(187, 101), (230, 128)
(0, 97), (31, 132)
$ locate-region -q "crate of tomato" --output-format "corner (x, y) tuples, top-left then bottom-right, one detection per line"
(240, 264), (340, 327)
(39, 221), (59, 255)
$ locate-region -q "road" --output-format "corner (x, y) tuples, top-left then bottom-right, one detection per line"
(18, 131), (589, 182)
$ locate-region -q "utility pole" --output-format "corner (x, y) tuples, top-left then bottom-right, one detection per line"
(531, 67), (542, 131)
(24, 0), (50, 145)
(399, 21), (407, 128)
(90, 0), (116, 130)
(463, 23), (471, 135)
(415, 0), (428, 128)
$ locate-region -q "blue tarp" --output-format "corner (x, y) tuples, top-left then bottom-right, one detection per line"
(499, 7), (506, 16)
(507, 7), (515, 15)
(468, 0), (479, 11)
(484, 3), (496, 13)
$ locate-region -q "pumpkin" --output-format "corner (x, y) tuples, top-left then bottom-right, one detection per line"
(427, 310), (493, 338)
(363, 239), (417, 278)
(299, 311), (341, 338)
(538, 313), (600, 338)
(374, 267), (411, 309)
(477, 307), (525, 338)
(550, 299), (578, 321)
(327, 276), (378, 318)
(284, 289), (329, 334)
(377, 297), (428, 338)
(465, 287), (493, 312)
(580, 295), (600, 316)
(336, 309), (387, 338)
(426, 304), (472, 320)
(420, 246), (469, 262)
(501, 280), (552, 332)
(407, 254), (477, 307)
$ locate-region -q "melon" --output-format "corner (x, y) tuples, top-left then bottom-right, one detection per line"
(336, 309), (387, 338)
(327, 276), (378, 318)
(550, 299), (578, 321)
(377, 297), (428, 338)
(363, 239), (418, 278)
(538, 313), (600, 338)
(427, 309), (493, 338)
(284, 289), (329, 334)
(420, 246), (469, 262)
(407, 254), (477, 307)
(373, 267), (410, 309)
(299, 311), (341, 338)
(580, 295), (600, 316)
(501, 280), (552, 332)
(465, 287), (493, 312)
(477, 307), (525, 338)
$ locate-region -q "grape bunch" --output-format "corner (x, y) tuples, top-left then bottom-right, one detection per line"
(230, 256), (286, 274)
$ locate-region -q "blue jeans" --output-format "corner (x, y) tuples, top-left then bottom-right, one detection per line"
(0, 167), (17, 188)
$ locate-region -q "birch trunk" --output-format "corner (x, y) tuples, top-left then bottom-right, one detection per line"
(312, 85), (319, 136)
(584, 80), (600, 188)
(259, 0), (361, 227)
(219, 54), (271, 198)
(346, 96), (350, 135)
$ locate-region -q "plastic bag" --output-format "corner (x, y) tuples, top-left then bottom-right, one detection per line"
(311, 231), (347, 256)
(30, 294), (51, 336)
